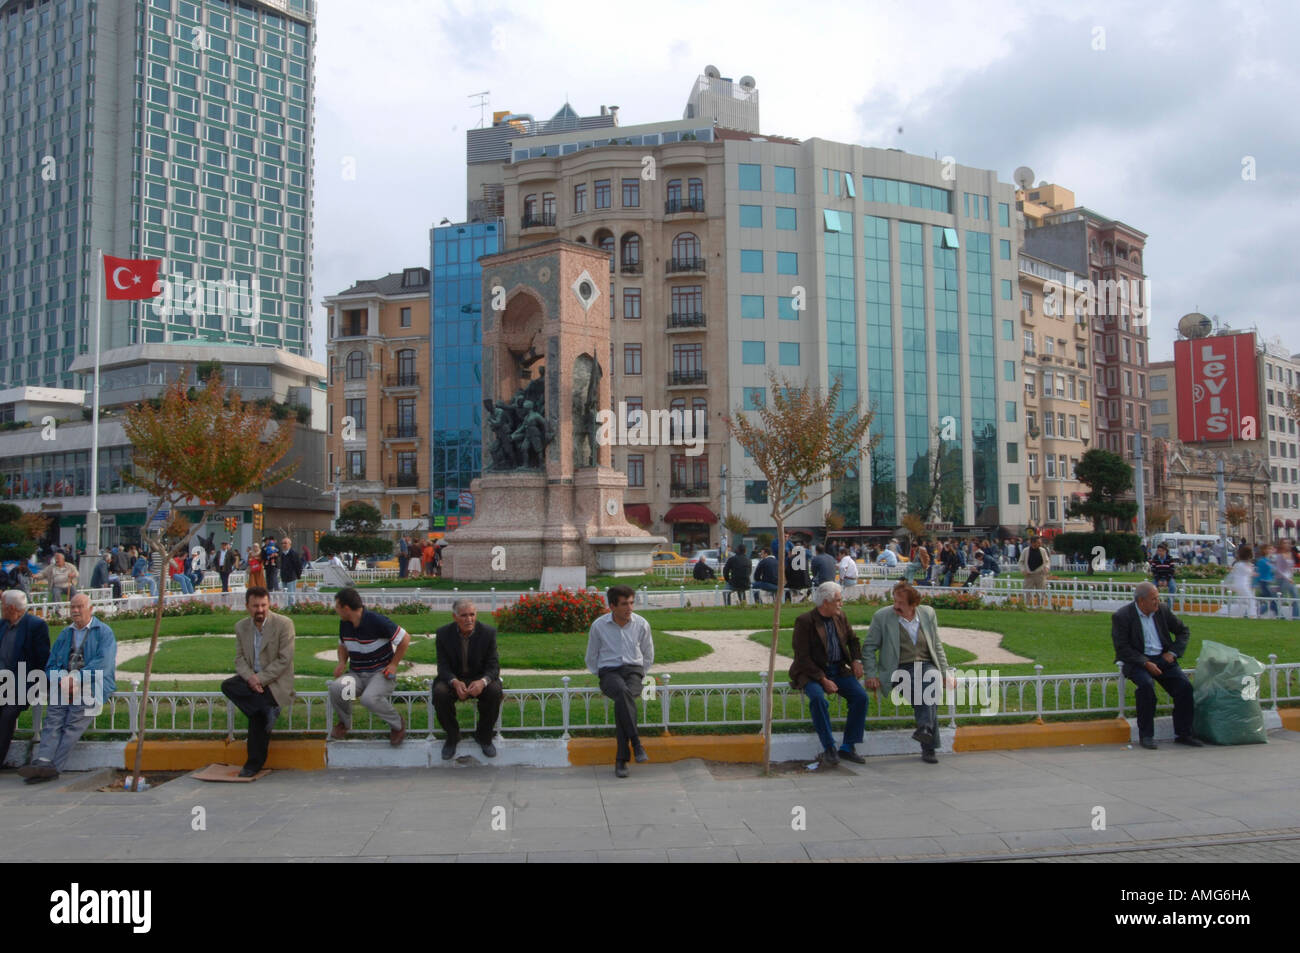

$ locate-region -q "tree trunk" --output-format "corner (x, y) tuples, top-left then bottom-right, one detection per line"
(129, 533), (167, 792)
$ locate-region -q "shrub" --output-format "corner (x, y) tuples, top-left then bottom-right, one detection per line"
(111, 601), (220, 620)
(1052, 531), (1143, 565)
(1176, 563), (1229, 580)
(492, 589), (609, 633)
(282, 601), (336, 615)
(387, 601), (435, 615)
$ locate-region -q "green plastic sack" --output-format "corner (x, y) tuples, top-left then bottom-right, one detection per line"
(1191, 640), (1267, 745)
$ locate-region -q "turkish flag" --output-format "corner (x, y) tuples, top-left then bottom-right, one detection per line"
(104, 255), (163, 300)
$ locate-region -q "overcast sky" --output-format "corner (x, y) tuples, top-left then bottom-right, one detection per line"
(310, 0), (1298, 365)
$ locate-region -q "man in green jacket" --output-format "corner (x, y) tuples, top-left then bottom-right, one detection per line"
(862, 581), (952, 764)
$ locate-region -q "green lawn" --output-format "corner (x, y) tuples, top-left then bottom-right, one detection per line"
(105, 611), (456, 641)
(345, 572), (714, 591)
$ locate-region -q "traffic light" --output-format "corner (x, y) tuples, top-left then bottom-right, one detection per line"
(253, 503), (263, 532)
(313, 529), (323, 544)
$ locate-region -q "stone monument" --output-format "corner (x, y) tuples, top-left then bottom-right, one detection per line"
(443, 240), (664, 580)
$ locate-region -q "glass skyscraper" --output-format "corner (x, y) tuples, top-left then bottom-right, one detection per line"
(429, 220), (498, 530)
(0, 0), (314, 389)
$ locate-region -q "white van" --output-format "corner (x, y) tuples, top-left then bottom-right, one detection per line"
(1147, 533), (1224, 562)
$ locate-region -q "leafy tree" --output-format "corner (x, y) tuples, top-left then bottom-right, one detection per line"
(725, 371), (876, 772)
(1067, 448), (1138, 531)
(121, 373), (297, 791)
(336, 501), (383, 535)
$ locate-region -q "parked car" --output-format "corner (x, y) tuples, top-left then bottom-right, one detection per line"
(685, 549), (721, 572)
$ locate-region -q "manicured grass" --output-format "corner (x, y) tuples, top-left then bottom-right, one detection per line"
(119, 637), (343, 677)
(105, 611), (455, 641)
(346, 573), (715, 591)
(746, 629), (976, 668)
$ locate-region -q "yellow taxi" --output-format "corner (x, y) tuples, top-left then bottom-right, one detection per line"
(651, 549), (688, 566)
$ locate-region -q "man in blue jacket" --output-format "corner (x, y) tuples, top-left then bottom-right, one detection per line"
(0, 590), (50, 768)
(19, 592), (116, 783)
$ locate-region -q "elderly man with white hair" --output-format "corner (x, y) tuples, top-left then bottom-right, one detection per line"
(788, 581), (867, 766)
(34, 551), (79, 603)
(1112, 581), (1198, 750)
(0, 590), (50, 769)
(19, 592), (116, 783)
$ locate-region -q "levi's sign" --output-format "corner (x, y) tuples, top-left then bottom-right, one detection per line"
(1174, 332), (1259, 443)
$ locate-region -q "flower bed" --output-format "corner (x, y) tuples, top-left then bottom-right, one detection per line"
(492, 589), (608, 633)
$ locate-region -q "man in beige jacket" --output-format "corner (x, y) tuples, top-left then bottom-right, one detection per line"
(221, 585), (295, 776)
(35, 552), (79, 603)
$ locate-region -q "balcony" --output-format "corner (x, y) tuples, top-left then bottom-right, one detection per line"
(620, 260), (643, 276)
(520, 211), (557, 232)
(384, 373), (420, 390)
(667, 311), (706, 330)
(388, 473), (420, 488)
(670, 481), (710, 499)
(664, 197), (706, 219)
(667, 257), (706, 275)
(667, 370), (707, 388)
(384, 423), (418, 440)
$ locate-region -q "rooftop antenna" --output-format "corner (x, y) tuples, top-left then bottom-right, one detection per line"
(469, 91), (490, 128)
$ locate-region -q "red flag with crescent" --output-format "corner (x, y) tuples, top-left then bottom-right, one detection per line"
(104, 255), (163, 300)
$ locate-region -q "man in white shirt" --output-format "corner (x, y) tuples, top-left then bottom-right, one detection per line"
(837, 549), (859, 592)
(585, 584), (655, 778)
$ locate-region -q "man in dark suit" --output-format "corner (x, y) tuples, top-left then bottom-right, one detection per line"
(789, 581), (867, 766)
(433, 598), (502, 761)
(1112, 581), (1201, 750)
(0, 590), (51, 768)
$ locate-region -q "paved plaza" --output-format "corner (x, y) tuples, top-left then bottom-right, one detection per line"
(0, 727), (1296, 863)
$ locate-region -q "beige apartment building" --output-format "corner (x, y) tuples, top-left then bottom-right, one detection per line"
(323, 268), (431, 531)
(1018, 253), (1092, 535)
(500, 121), (731, 552)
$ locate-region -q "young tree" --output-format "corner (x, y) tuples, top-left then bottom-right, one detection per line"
(121, 373), (297, 791)
(1067, 448), (1138, 531)
(1145, 504), (1172, 532)
(725, 371), (877, 772)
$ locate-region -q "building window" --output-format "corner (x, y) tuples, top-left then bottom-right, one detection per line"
(594, 179), (611, 209)
(345, 398), (366, 431)
(542, 192), (556, 218)
(1007, 442), (1019, 464)
(621, 178), (640, 208)
(623, 288), (641, 319)
(775, 207), (797, 230)
(627, 454), (645, 487)
(738, 163), (761, 191)
(621, 233), (642, 271)
(671, 286), (702, 322)
(739, 205), (762, 228)
(624, 344), (642, 375)
(574, 183), (587, 214)
(777, 252), (798, 275)
(346, 451), (365, 479)
(742, 341), (766, 365)
(400, 306), (411, 328)
(672, 232), (702, 267)
(1023, 331), (1035, 356)
(740, 250), (763, 273)
(1008, 483), (1020, 505)
(774, 166), (795, 193)
(1022, 291), (1033, 314)
(346, 350), (365, 379)
(744, 480), (769, 504)
(1028, 453), (1038, 476)
(672, 343), (703, 376)
(688, 177), (704, 206)
(743, 387), (766, 409)
(740, 295), (764, 319)
(1005, 401), (1017, 422)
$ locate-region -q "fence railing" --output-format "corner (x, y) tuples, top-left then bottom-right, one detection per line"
(28, 658), (1299, 743)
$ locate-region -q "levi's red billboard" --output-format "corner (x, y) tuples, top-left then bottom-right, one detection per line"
(1174, 332), (1259, 442)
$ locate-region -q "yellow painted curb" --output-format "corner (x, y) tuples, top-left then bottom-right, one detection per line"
(1279, 709), (1300, 732)
(567, 734), (764, 765)
(953, 718), (1131, 752)
(123, 740), (327, 771)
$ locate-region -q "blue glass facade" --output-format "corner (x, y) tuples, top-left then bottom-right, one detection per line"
(430, 221), (499, 528)
(932, 226), (963, 514)
(825, 210), (858, 523)
(965, 230), (999, 523)
(899, 222), (928, 507)
(863, 215), (893, 525)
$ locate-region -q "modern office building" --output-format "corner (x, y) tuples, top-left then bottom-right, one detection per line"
(428, 221), (499, 532)
(1017, 252), (1092, 536)
(0, 0), (315, 390)
(497, 94), (1028, 540)
(323, 267), (431, 533)
(0, 341), (328, 552)
(1020, 186), (1150, 491)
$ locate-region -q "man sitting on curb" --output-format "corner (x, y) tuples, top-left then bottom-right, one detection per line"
(433, 599), (502, 761)
(327, 587), (410, 746)
(19, 593), (116, 784)
(789, 581), (867, 767)
(221, 586), (295, 776)
(1112, 581), (1200, 750)
(752, 548), (780, 604)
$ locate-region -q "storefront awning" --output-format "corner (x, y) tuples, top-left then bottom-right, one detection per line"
(1288, 519), (1296, 529)
(663, 503), (717, 524)
(623, 504), (652, 527)
(1276, 518), (1285, 527)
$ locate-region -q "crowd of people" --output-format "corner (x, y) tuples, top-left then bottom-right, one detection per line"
(397, 536), (443, 578)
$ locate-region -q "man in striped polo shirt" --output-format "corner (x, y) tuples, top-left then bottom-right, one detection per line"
(328, 587), (411, 745)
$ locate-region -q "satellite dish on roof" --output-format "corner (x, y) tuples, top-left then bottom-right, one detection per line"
(704, 65), (721, 79)
(1013, 166), (1035, 190)
(739, 75), (756, 89)
(1178, 312), (1213, 339)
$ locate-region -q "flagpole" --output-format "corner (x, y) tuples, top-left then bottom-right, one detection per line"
(84, 249), (104, 573)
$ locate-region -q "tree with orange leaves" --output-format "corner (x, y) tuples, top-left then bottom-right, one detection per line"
(121, 372), (297, 791)
(725, 371), (877, 772)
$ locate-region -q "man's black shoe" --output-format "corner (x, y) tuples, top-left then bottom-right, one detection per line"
(819, 747), (840, 766)
(614, 762), (629, 778)
(480, 741), (498, 758)
(911, 727), (935, 745)
(18, 762), (56, 780)
(1174, 736), (1205, 747)
(633, 744), (648, 763)
(921, 750), (938, 764)
(838, 747), (866, 764)
(1139, 737), (1158, 750)
(441, 739), (457, 761)
(238, 767), (258, 778)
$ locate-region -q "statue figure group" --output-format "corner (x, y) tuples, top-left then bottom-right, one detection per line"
(486, 378), (552, 471)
